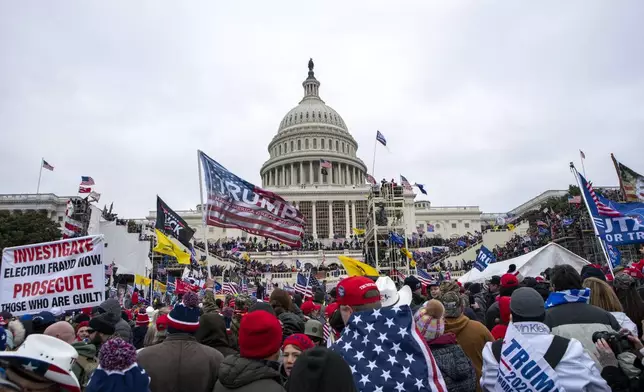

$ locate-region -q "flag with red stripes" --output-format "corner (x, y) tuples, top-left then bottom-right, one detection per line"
(199, 151), (305, 247)
(584, 179), (621, 217)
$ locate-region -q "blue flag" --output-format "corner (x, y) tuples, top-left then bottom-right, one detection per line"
(376, 130), (387, 146)
(456, 240), (466, 247)
(606, 242), (621, 269)
(415, 183), (427, 195)
(331, 306), (447, 391)
(578, 172), (644, 245)
(474, 245), (495, 272)
(562, 217), (575, 227)
(389, 232), (405, 247)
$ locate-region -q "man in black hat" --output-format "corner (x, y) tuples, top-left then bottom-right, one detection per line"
(483, 275), (501, 309)
(404, 276), (427, 310)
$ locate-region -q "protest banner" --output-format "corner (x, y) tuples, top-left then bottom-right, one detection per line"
(0, 235), (105, 316)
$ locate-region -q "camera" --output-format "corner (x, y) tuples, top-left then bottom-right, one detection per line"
(592, 331), (633, 355)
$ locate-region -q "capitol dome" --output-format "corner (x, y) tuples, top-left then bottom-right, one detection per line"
(260, 59), (368, 189)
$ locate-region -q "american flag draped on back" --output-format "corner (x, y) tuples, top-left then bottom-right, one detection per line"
(331, 305), (447, 392)
(199, 150), (306, 247)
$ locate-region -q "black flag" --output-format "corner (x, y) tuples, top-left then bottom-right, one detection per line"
(156, 196), (195, 248)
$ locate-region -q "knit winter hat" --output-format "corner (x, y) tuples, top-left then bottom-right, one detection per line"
(238, 310), (282, 360)
(155, 314), (169, 331)
(85, 338), (151, 392)
(287, 347), (357, 392)
(135, 313), (150, 327)
(167, 292), (200, 334)
(282, 333), (315, 352)
(439, 291), (463, 318)
(614, 272), (636, 290)
(414, 300), (445, 341)
(89, 313), (116, 335)
(76, 321), (89, 333)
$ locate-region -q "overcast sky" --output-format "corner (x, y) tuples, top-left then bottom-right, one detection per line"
(1, 1), (643, 218)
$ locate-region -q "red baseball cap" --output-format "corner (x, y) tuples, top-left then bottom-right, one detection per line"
(335, 276), (380, 307)
(325, 302), (339, 319)
(300, 300), (321, 316)
(500, 273), (519, 288)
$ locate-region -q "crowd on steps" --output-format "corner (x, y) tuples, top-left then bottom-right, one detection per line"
(2, 255), (644, 391)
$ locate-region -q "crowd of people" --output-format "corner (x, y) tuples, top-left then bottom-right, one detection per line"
(3, 254), (644, 391)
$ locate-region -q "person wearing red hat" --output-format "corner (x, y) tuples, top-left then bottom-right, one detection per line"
(300, 300), (321, 318)
(214, 310), (285, 392)
(132, 313), (150, 350)
(76, 321), (90, 342)
(335, 276), (381, 325)
(280, 333), (315, 387)
(485, 273), (520, 330)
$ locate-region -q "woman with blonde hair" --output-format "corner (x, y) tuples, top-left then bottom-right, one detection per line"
(142, 306), (171, 349)
(582, 277), (638, 335)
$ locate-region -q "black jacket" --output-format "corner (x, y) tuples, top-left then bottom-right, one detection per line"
(214, 355), (285, 392)
(132, 325), (148, 350)
(196, 313), (239, 358)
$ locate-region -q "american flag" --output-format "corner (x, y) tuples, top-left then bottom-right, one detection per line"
(320, 159), (332, 169)
(1, 352), (81, 392)
(400, 175), (413, 191)
(223, 281), (238, 295)
(366, 174), (377, 185)
(376, 130), (387, 146)
(582, 174), (621, 217)
(567, 195), (581, 204)
(42, 159), (54, 171)
(331, 305), (447, 392)
(391, 269), (406, 283)
(78, 186), (91, 194)
(323, 322), (332, 343)
(199, 151), (305, 247)
(295, 272), (313, 297)
(80, 176), (95, 186)
(62, 216), (83, 239)
(416, 269), (434, 286)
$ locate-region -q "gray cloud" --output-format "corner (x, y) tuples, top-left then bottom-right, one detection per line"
(1, 0), (642, 217)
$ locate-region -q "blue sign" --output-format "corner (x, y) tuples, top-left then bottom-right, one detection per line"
(606, 242), (621, 269)
(474, 246), (496, 272)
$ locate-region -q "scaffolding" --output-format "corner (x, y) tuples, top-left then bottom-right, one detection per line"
(363, 183), (411, 277)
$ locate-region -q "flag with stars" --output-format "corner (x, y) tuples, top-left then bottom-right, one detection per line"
(199, 150), (305, 247)
(0, 356), (81, 392)
(330, 305), (447, 392)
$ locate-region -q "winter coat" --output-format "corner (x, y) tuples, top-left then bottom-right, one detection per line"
(428, 333), (476, 392)
(544, 302), (621, 369)
(100, 298), (132, 343)
(480, 322), (610, 391)
(410, 292), (427, 311)
(444, 314), (493, 392)
(71, 341), (98, 389)
(138, 334), (224, 392)
(196, 313), (239, 357)
(132, 325), (148, 350)
(213, 354), (285, 392)
(203, 290), (220, 314)
(484, 300), (501, 331)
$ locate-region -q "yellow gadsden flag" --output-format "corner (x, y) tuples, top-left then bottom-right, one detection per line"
(338, 255), (379, 277)
(134, 274), (151, 287)
(153, 229), (191, 265)
(507, 223), (516, 231)
(401, 248), (416, 268)
(352, 228), (366, 236)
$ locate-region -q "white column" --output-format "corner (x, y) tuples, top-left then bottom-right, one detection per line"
(291, 163), (295, 186)
(299, 163), (303, 185)
(345, 165), (349, 185)
(345, 201), (350, 238)
(312, 202), (318, 239)
(281, 166), (285, 186)
(268, 170), (272, 186)
(309, 161), (314, 184)
(351, 201), (357, 229)
(328, 201), (334, 239)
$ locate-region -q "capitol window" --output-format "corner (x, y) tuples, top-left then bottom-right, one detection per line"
(335, 140), (339, 150)
(465, 223), (470, 228)
(329, 139), (332, 150)
(452, 223), (457, 229)
(342, 142), (345, 152)
(321, 139), (325, 149)
(305, 139), (309, 149)
(436, 223), (441, 229)
(298, 140), (301, 150)
(279, 145), (282, 154)
(313, 138), (317, 148)
(290, 141), (294, 151)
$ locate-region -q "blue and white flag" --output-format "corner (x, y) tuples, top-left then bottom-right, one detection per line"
(474, 246), (495, 272)
(389, 232), (405, 247)
(376, 130), (387, 146)
(606, 242), (621, 269)
(578, 171), (644, 246)
(331, 305), (447, 392)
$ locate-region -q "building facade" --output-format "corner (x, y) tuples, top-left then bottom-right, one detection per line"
(0, 193), (74, 227)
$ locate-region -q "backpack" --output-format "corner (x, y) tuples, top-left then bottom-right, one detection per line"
(492, 335), (570, 369)
(75, 355), (99, 387)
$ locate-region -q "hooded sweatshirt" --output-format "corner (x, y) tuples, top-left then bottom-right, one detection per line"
(444, 314), (493, 391)
(195, 313), (238, 357)
(100, 298), (132, 342)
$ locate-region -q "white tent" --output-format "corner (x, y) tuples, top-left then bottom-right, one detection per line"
(458, 242), (590, 284)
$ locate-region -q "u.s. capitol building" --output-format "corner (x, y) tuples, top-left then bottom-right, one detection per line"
(167, 60), (482, 243)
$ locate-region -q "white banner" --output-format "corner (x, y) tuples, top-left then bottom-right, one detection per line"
(1, 235), (105, 316)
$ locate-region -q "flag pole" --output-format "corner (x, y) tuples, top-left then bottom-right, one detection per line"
(36, 158), (43, 194)
(197, 150), (212, 278)
(570, 163), (613, 276)
(371, 133), (378, 178)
